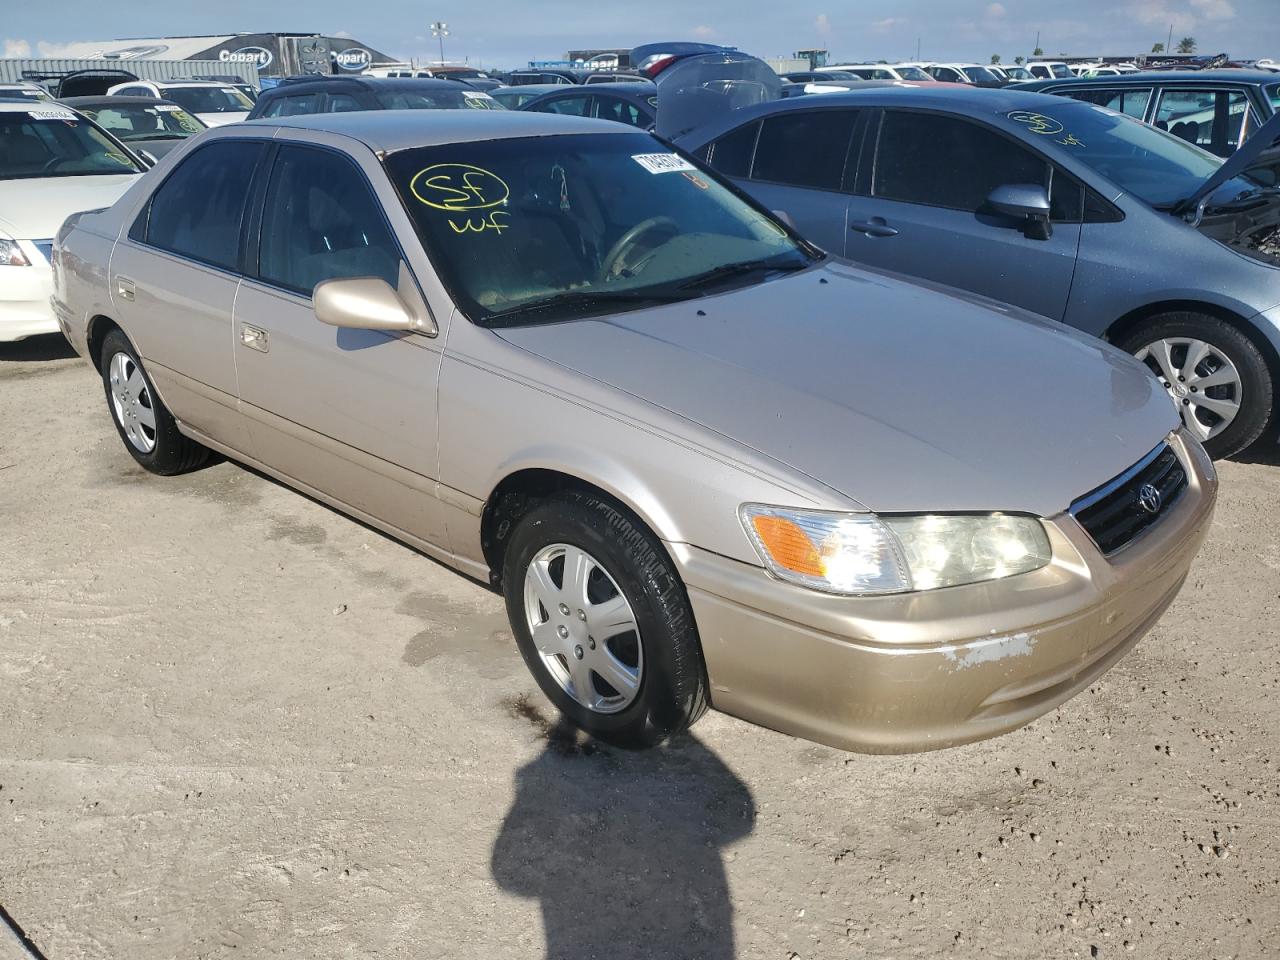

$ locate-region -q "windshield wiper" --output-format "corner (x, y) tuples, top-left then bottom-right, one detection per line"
(483, 288), (694, 327)
(675, 256), (811, 292)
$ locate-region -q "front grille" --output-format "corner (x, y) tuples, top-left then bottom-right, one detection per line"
(1070, 443), (1187, 556)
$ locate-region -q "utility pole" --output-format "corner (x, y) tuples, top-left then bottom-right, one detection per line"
(1167, 23), (1173, 56)
(431, 21), (449, 65)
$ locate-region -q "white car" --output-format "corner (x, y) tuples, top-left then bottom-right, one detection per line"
(819, 63), (932, 82)
(0, 101), (145, 342)
(0, 82), (54, 103)
(1027, 61), (1075, 80)
(105, 79), (252, 127)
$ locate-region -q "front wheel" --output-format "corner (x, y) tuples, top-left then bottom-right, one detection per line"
(100, 329), (210, 475)
(501, 490), (709, 748)
(1117, 312), (1274, 459)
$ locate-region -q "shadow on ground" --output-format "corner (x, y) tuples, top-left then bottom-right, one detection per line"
(492, 710), (754, 959)
(0, 335), (77, 363)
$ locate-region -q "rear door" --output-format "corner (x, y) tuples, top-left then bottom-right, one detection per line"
(701, 109), (862, 255)
(846, 109), (1083, 320)
(232, 141), (448, 547)
(109, 138), (266, 451)
(1152, 86), (1261, 156)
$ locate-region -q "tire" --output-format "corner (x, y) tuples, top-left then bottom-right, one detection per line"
(1115, 312), (1274, 460)
(99, 329), (210, 475)
(502, 489), (709, 748)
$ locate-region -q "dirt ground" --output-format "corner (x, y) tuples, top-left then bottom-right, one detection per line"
(1, 333), (1278, 960)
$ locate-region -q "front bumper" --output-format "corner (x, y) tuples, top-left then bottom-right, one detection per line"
(0, 243), (57, 343)
(673, 430), (1217, 754)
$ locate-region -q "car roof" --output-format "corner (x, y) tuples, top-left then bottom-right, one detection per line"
(676, 85), (1090, 147)
(1025, 68), (1280, 85)
(534, 81), (654, 96)
(265, 76), (464, 94)
(491, 84), (566, 96)
(243, 108), (635, 152)
(0, 100), (63, 112)
(62, 95), (185, 107)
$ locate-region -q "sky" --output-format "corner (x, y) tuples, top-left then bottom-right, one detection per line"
(4, 0), (1279, 69)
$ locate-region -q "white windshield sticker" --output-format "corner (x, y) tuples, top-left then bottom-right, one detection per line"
(26, 108), (78, 122)
(155, 104), (182, 112)
(464, 91), (494, 100)
(632, 153), (696, 175)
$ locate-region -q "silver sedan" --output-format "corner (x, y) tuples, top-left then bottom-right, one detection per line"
(52, 111), (1216, 752)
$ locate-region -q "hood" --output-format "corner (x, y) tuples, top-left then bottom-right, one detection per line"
(1176, 110), (1280, 215)
(0, 174), (138, 239)
(496, 263), (1178, 518)
(195, 112), (248, 127)
(632, 42), (781, 140)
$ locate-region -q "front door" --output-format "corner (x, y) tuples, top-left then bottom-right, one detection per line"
(847, 109), (1082, 321)
(233, 143), (448, 548)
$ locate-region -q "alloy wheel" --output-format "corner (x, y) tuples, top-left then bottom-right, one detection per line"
(1134, 337), (1242, 443)
(108, 351), (157, 454)
(523, 543), (643, 714)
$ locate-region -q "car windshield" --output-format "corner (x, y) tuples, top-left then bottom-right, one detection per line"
(896, 66), (932, 81)
(1008, 102), (1242, 206)
(1004, 66), (1033, 80)
(1, 86), (52, 102)
(1268, 83), (1280, 112)
(76, 103), (205, 141)
(0, 107), (144, 179)
(963, 66), (1001, 83)
(376, 87), (495, 110)
(384, 132), (814, 325)
(1051, 64), (1074, 78)
(163, 86), (252, 114)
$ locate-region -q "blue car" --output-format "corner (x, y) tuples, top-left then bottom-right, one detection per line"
(517, 81), (657, 129)
(636, 43), (1280, 458)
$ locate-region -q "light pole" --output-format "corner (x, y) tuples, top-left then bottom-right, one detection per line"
(431, 21), (449, 65)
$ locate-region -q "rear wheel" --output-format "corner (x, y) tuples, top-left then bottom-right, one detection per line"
(1116, 312), (1273, 459)
(501, 490), (709, 748)
(100, 329), (209, 475)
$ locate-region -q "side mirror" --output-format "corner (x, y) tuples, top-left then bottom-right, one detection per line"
(313, 273), (433, 334)
(136, 149), (158, 167)
(987, 184), (1053, 240)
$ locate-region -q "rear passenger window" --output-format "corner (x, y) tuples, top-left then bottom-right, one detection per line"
(1061, 86), (1152, 118)
(327, 93), (363, 112)
(141, 140), (262, 270)
(706, 120), (760, 178)
(262, 95), (317, 117)
(256, 146), (401, 296)
(751, 110), (858, 191)
(875, 111), (1048, 213)
(541, 95), (591, 116)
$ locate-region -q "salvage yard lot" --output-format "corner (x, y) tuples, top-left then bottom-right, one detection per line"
(2, 335), (1278, 959)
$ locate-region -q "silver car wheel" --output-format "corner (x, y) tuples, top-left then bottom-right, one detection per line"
(1134, 337), (1242, 443)
(108, 351), (157, 454)
(523, 542), (643, 715)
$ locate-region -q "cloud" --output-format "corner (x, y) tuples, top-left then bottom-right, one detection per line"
(692, 24), (716, 39)
(814, 13), (832, 36)
(1190, 0), (1235, 20)
(3, 38), (31, 57)
(986, 3), (1007, 18)
(870, 16), (908, 33)
(1128, 1), (1197, 32)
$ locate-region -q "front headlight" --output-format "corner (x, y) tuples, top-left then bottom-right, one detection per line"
(0, 237), (31, 266)
(740, 505), (1051, 596)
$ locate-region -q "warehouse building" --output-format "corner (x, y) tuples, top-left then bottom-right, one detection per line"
(31, 33), (401, 81)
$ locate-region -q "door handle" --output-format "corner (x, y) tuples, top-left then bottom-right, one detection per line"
(240, 323), (269, 353)
(849, 218), (899, 238)
(115, 276), (136, 301)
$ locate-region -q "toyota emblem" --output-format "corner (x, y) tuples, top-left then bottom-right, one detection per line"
(1137, 483), (1162, 515)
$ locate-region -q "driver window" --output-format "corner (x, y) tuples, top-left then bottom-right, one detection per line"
(257, 146), (401, 296)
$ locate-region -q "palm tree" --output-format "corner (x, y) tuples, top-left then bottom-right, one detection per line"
(1014, 55), (1025, 65)
(990, 53), (1002, 64)
(1151, 42), (1164, 53)
(1177, 37), (1197, 54)
(1033, 46), (1044, 56)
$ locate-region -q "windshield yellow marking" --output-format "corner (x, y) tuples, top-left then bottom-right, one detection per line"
(411, 163), (510, 211)
(447, 211), (511, 235)
(1007, 111), (1085, 147)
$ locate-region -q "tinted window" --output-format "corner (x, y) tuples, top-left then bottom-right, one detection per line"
(706, 120), (759, 178)
(163, 86), (253, 114)
(142, 141), (260, 268)
(373, 88), (475, 110)
(1, 108), (145, 180)
(327, 93), (363, 112)
(262, 94), (317, 117)
(874, 112), (1052, 213)
(540, 95), (592, 116)
(1061, 86), (1152, 118)
(257, 146), (400, 296)
(752, 110), (858, 191)
(594, 96), (646, 127)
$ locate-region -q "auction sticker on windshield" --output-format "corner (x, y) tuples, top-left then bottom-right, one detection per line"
(26, 108), (79, 122)
(632, 153), (697, 174)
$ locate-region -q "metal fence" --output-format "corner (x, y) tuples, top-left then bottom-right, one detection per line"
(0, 57), (257, 87)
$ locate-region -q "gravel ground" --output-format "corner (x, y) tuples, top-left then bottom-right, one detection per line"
(1, 333), (1278, 960)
